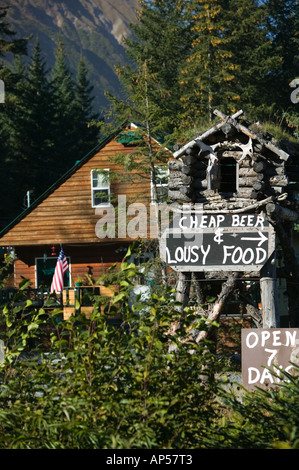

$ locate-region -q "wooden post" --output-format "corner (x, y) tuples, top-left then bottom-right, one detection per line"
(194, 272), (241, 343)
(260, 253), (279, 328)
(266, 204), (299, 327)
(168, 272), (191, 350)
(175, 272), (191, 313)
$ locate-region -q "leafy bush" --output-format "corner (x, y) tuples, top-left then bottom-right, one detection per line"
(0, 257), (298, 449)
(216, 367), (299, 449)
(0, 260), (223, 449)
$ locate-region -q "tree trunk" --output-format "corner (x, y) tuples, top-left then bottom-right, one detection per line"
(143, 60), (167, 285)
(192, 272), (206, 307)
(266, 203), (299, 223)
(191, 178), (208, 190)
(194, 272), (241, 344)
(175, 272), (191, 314)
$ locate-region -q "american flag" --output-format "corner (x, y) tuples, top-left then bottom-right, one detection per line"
(50, 247), (69, 293)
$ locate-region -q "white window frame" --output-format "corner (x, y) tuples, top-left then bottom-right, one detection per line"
(151, 165), (169, 203)
(91, 169), (111, 208)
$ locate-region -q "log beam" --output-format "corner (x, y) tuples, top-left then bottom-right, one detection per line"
(194, 272), (241, 343)
(266, 203), (299, 222)
(260, 254), (279, 328)
(266, 212), (299, 327)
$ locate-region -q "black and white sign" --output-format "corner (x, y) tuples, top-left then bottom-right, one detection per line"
(160, 212), (275, 272)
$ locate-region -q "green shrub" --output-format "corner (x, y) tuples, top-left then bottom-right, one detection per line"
(0, 256), (298, 449)
(216, 367), (299, 449)
(0, 261), (223, 449)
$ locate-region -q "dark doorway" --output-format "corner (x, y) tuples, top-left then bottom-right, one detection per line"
(219, 157), (237, 192)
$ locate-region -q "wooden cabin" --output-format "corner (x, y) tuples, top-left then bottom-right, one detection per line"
(0, 123), (170, 314)
(167, 109), (299, 328)
(170, 109), (295, 204)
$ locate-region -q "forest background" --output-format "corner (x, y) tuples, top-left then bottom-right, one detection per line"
(0, 0), (298, 450)
(0, 0), (298, 229)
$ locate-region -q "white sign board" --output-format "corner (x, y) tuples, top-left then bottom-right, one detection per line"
(242, 328), (299, 390)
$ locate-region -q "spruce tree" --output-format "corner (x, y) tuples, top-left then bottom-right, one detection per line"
(0, 7), (29, 226)
(51, 39), (78, 171)
(265, 0), (299, 116)
(51, 41), (99, 170)
(21, 39), (56, 193)
(104, 0), (187, 212)
(0, 40), (56, 221)
(74, 57), (99, 157)
(0, 6), (28, 57)
(107, 58), (169, 283)
(0, 55), (28, 224)
(122, 0), (192, 133)
(227, 0), (282, 121)
(179, 0), (240, 128)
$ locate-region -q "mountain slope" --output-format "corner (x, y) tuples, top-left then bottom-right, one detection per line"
(3, 0), (139, 112)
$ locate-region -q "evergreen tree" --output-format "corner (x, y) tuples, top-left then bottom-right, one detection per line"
(0, 26), (99, 226)
(106, 58), (170, 283)
(179, 0), (239, 127)
(265, 0), (299, 118)
(51, 41), (99, 170)
(74, 57), (99, 157)
(0, 40), (56, 221)
(22, 39), (57, 194)
(178, 0), (288, 127)
(0, 6), (28, 57)
(122, 0), (192, 133)
(51, 39), (79, 170)
(0, 55), (28, 224)
(107, 58), (169, 182)
(227, 0), (283, 121)
(105, 1), (176, 190)
(0, 7), (29, 225)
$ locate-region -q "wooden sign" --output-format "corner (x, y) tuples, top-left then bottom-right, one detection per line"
(160, 212), (275, 271)
(242, 328), (299, 390)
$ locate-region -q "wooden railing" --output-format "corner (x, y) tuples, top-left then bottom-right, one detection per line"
(62, 285), (118, 319)
(0, 287), (58, 308)
(0, 285), (119, 321)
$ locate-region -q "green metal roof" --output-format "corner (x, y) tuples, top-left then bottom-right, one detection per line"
(116, 132), (141, 144)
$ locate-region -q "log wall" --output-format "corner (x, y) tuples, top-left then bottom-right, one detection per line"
(168, 138), (289, 206)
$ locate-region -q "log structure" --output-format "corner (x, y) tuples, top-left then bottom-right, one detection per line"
(170, 109), (299, 328)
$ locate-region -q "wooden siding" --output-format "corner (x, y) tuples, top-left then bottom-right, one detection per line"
(13, 243), (131, 288)
(0, 137), (154, 246)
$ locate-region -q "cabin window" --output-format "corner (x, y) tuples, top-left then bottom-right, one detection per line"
(219, 157), (237, 193)
(152, 166), (168, 203)
(35, 257), (71, 289)
(91, 169), (110, 207)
